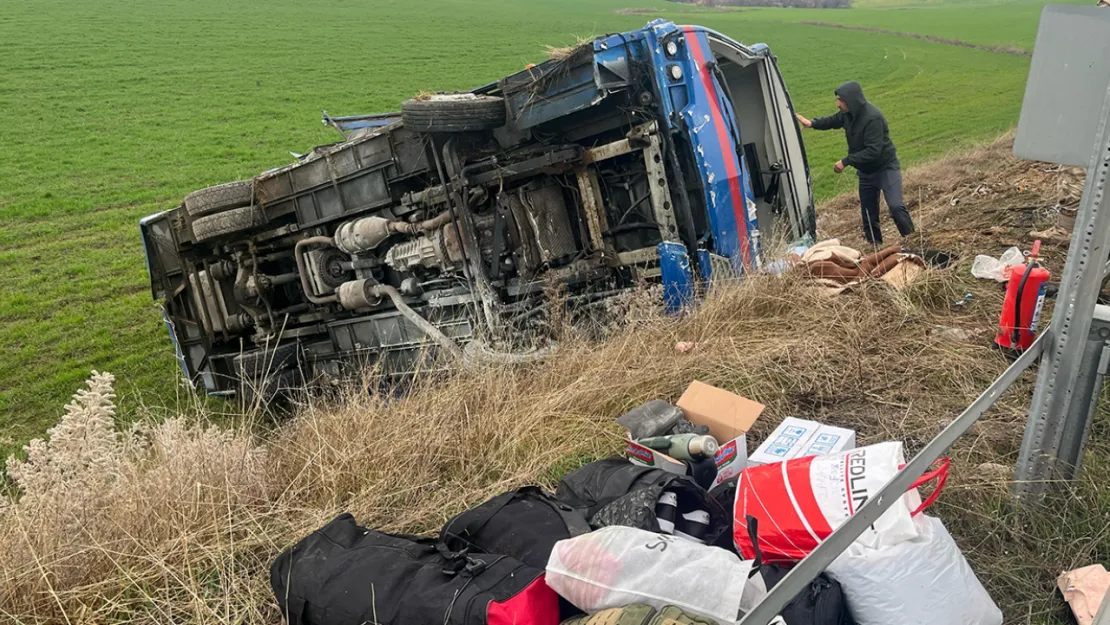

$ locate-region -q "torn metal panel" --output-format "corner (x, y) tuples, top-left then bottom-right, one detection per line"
(574, 166), (610, 253)
(659, 241), (693, 314)
(643, 129), (680, 241)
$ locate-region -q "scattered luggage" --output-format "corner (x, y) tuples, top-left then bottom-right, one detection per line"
(707, 476), (741, 553)
(545, 525), (761, 623)
(267, 380), (1004, 625)
(555, 458), (729, 544)
(270, 513), (560, 625)
(734, 442), (949, 562)
(826, 515), (1002, 625)
(441, 485), (592, 570)
(798, 239), (928, 293)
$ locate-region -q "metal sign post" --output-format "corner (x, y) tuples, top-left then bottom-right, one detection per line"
(1014, 96), (1110, 496)
(1012, 5), (1110, 500)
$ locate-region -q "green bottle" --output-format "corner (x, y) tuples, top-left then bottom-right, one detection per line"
(637, 433), (719, 461)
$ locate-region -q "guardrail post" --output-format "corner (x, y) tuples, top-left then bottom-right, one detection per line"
(1013, 82), (1110, 500)
(1010, 5), (1110, 501)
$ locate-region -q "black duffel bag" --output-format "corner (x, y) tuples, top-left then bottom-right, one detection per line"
(440, 486), (591, 569)
(271, 513), (560, 625)
(554, 458), (729, 544)
(759, 565), (856, 625)
(441, 486), (593, 620)
(742, 515), (856, 625)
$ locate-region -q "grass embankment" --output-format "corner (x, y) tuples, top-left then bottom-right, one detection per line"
(0, 0), (1036, 450)
(1, 136), (1105, 624)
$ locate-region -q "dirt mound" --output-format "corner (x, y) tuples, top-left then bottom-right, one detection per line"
(819, 133), (1080, 274)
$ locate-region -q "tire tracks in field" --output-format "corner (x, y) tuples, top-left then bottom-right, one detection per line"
(792, 20), (1030, 57)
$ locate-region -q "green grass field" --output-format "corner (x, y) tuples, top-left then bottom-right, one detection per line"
(0, 0), (1052, 452)
(727, 0), (1085, 52)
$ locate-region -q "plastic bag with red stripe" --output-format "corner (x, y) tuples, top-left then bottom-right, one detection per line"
(732, 441), (948, 563)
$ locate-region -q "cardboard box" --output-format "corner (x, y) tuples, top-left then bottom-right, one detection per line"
(677, 381), (764, 443)
(799, 424), (855, 458)
(747, 417), (855, 466)
(625, 439), (687, 475)
(625, 436), (748, 486)
(625, 380), (765, 488)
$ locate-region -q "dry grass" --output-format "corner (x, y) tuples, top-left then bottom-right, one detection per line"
(1, 136), (1106, 624)
(545, 36), (597, 62)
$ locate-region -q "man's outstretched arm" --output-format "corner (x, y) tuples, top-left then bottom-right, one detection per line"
(797, 111), (844, 130)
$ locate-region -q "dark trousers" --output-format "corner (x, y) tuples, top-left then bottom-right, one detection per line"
(858, 168), (915, 244)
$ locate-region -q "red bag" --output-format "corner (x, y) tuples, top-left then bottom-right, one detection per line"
(733, 442), (948, 563)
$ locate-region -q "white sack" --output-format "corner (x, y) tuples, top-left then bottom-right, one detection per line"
(546, 526), (758, 623)
(827, 515), (1002, 625)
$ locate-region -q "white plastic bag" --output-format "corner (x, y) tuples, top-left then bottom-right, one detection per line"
(738, 570), (768, 617)
(971, 247), (1023, 281)
(827, 515), (1002, 625)
(546, 526), (759, 623)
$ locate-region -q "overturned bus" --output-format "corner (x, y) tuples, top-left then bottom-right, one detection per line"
(139, 20), (815, 401)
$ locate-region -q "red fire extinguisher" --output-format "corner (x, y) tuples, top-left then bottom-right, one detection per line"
(995, 240), (1050, 351)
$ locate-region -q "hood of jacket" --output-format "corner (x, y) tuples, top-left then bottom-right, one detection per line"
(835, 81), (867, 115)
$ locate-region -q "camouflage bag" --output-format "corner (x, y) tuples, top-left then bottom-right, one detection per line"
(561, 604), (720, 625)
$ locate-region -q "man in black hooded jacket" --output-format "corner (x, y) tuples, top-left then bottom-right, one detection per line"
(796, 81), (916, 245)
